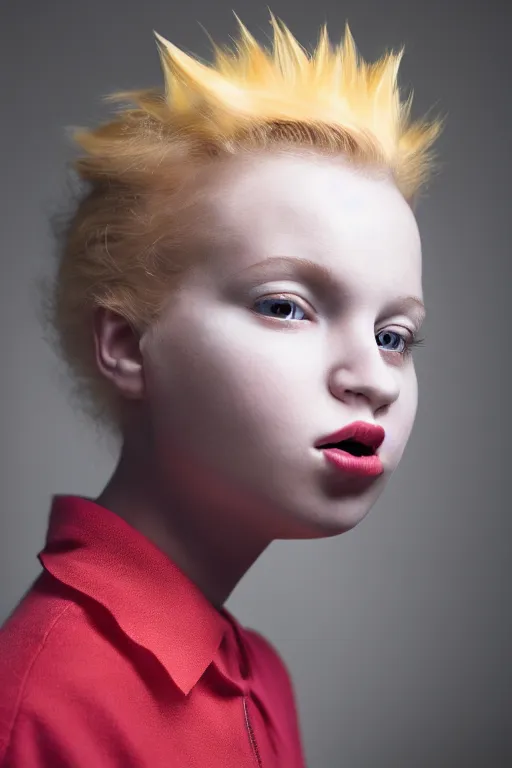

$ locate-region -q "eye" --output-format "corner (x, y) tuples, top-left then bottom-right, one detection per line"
(253, 295), (309, 321)
(376, 329), (423, 357)
(376, 329), (406, 352)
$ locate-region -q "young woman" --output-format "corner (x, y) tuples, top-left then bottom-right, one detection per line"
(0, 13), (441, 767)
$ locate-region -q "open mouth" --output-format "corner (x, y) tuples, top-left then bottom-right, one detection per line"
(315, 422), (385, 477)
(320, 439), (375, 457)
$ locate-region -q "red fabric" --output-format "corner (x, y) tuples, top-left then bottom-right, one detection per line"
(0, 496), (306, 767)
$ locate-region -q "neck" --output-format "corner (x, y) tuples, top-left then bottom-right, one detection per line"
(95, 436), (271, 610)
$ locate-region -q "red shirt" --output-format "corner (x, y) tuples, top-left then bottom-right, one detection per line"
(0, 496), (306, 767)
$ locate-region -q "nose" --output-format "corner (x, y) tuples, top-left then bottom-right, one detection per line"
(327, 335), (400, 413)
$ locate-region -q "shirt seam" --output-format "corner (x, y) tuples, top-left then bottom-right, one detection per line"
(2, 601), (77, 762)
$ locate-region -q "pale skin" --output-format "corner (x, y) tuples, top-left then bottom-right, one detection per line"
(95, 151), (425, 610)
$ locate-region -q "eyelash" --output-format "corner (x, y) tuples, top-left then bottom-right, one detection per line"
(253, 294), (425, 358)
(399, 336), (425, 358)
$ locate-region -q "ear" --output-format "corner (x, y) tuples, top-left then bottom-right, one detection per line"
(93, 307), (144, 400)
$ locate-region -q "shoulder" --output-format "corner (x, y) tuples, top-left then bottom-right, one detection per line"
(243, 626), (296, 691)
(0, 576), (72, 731)
(242, 627), (305, 759)
(0, 573), (125, 765)
(244, 627), (287, 666)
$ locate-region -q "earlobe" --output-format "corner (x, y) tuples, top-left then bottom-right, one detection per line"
(93, 307), (145, 400)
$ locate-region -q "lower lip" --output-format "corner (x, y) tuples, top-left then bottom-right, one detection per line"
(320, 448), (384, 477)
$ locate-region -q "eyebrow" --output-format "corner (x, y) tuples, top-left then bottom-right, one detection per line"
(232, 255), (336, 293)
(232, 255), (426, 322)
(382, 295), (426, 324)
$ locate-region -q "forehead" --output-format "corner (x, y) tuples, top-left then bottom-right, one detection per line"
(197, 152), (422, 295)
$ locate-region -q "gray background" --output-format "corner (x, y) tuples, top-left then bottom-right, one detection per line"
(1, 1), (510, 766)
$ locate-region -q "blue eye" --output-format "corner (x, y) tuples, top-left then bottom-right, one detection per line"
(376, 329), (405, 352)
(253, 297), (307, 321)
(376, 329), (420, 356)
(251, 300), (424, 357)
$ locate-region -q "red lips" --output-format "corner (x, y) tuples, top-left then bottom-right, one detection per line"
(315, 421), (385, 453)
(315, 421), (385, 478)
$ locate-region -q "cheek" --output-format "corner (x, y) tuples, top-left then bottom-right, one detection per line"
(143, 310), (321, 455)
(407, 366), (419, 426)
(389, 367), (418, 462)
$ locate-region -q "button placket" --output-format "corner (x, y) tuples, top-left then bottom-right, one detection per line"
(243, 692), (263, 767)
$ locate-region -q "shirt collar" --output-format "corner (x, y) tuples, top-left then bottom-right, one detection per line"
(38, 495), (230, 696)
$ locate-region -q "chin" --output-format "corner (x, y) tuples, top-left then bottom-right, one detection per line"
(276, 493), (380, 540)
(311, 510), (372, 538)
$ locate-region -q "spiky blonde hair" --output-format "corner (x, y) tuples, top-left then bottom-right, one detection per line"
(46, 13), (442, 435)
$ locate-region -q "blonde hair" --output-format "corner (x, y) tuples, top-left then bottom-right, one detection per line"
(45, 12), (442, 435)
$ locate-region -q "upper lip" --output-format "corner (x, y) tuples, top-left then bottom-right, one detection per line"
(315, 421), (386, 453)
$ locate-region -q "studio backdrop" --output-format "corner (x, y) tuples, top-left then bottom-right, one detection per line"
(1, 1), (509, 766)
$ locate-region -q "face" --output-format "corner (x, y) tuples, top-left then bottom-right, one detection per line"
(139, 153), (424, 540)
